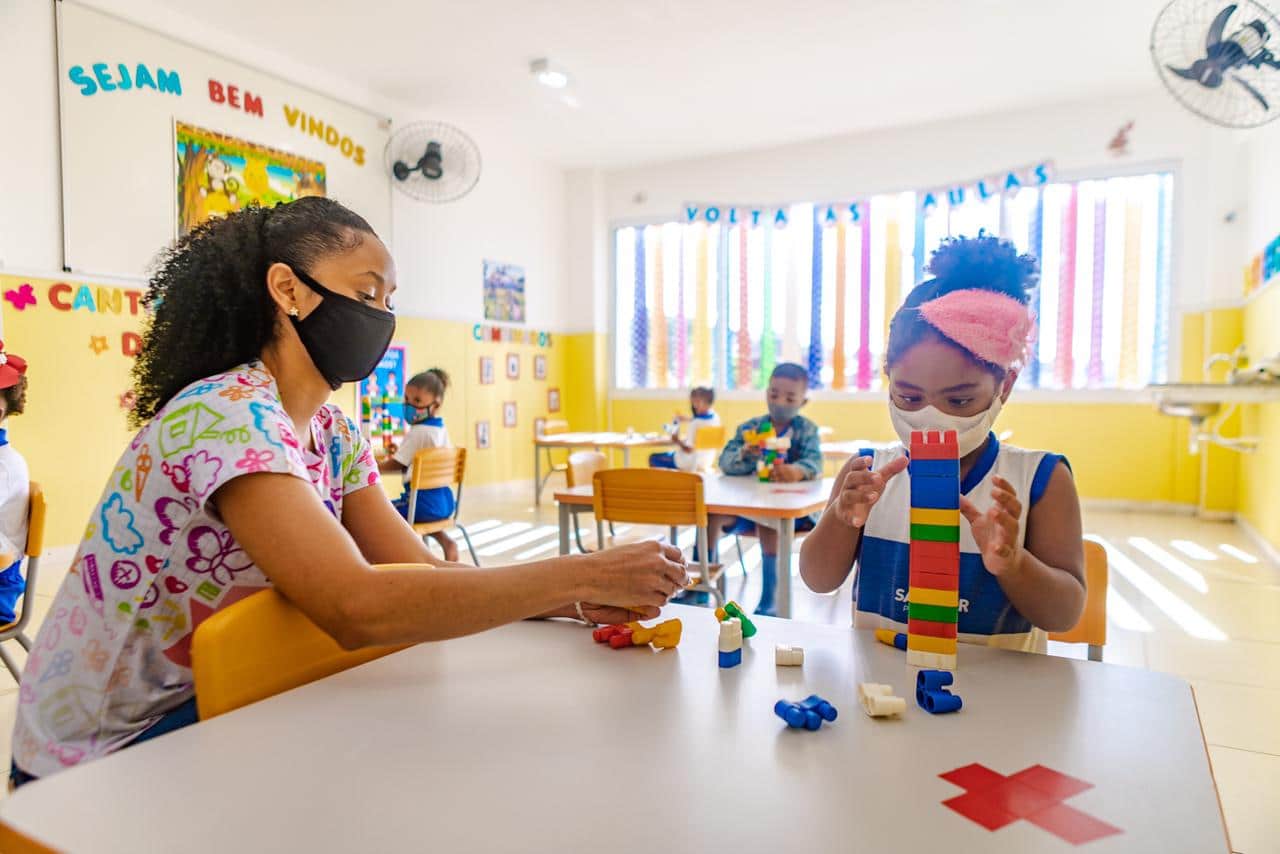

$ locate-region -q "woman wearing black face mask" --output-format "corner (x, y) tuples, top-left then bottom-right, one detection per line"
(10, 198), (689, 787)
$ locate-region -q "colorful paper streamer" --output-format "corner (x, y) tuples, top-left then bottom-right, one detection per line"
(807, 208), (824, 388)
(760, 220), (776, 384)
(1087, 194), (1107, 386)
(832, 219), (847, 390)
(857, 208), (873, 390)
(1055, 184), (1078, 387)
(694, 225), (710, 384)
(737, 225), (751, 388)
(883, 216), (901, 385)
(675, 229), (687, 387)
(1028, 190), (1044, 386)
(652, 227), (668, 387)
(631, 227), (648, 387)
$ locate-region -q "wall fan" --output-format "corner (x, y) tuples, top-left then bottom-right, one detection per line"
(384, 121), (482, 202)
(1152, 1), (1280, 126)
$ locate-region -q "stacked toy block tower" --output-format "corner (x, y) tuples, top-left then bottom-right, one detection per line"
(907, 429), (961, 670)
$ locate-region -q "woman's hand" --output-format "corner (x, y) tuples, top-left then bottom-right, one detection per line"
(960, 475), (1024, 576)
(582, 540), (689, 609)
(578, 603), (662, 625)
(829, 455), (908, 527)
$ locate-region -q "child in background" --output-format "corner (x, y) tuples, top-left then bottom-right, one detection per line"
(649, 386), (720, 472)
(0, 342), (29, 625)
(800, 235), (1085, 651)
(380, 368), (459, 563)
(714, 363), (822, 615)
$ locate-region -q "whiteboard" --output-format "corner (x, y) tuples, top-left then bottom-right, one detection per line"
(56, 1), (392, 278)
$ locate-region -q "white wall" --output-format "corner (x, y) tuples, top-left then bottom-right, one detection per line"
(0, 0), (579, 330)
(600, 92), (1254, 322)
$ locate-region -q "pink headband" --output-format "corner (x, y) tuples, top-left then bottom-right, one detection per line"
(916, 289), (1036, 370)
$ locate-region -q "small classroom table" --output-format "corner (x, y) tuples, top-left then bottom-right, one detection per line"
(0, 606), (1228, 853)
(534, 432), (674, 504)
(554, 474), (832, 618)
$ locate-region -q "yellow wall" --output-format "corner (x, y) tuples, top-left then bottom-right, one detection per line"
(1240, 284), (1280, 550)
(611, 396), (1192, 504)
(1, 272), (582, 548)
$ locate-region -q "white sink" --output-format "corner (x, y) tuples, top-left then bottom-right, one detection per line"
(1145, 383), (1280, 406)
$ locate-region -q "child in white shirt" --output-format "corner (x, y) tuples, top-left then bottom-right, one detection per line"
(650, 387), (721, 472)
(0, 343), (30, 625)
(379, 368), (458, 562)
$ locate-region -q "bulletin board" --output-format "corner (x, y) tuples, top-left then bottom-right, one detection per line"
(56, 1), (392, 279)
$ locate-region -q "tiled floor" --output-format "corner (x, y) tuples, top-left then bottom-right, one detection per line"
(2, 485), (1277, 851)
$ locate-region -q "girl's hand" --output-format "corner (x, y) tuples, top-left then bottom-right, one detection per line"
(960, 475), (1024, 576)
(830, 455), (909, 527)
(578, 603), (661, 625)
(583, 541), (690, 609)
(769, 461), (806, 483)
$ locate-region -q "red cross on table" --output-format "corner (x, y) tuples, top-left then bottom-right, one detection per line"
(940, 763), (1122, 845)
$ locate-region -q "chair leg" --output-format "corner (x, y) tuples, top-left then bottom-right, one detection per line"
(457, 525), (480, 567)
(736, 535), (748, 576)
(572, 511), (591, 553)
(14, 632), (31, 653)
(1088, 644), (1103, 663)
(0, 644), (21, 682)
(608, 522), (617, 537)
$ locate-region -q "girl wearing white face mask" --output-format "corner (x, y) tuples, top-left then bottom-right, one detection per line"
(800, 236), (1085, 651)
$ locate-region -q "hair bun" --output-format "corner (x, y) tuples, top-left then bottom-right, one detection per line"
(925, 234), (1038, 305)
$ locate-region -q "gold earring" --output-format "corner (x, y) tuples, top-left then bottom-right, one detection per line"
(288, 306), (300, 317)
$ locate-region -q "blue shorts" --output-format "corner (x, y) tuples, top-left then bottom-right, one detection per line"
(649, 452), (677, 469)
(722, 517), (816, 536)
(0, 559), (24, 625)
(394, 486), (456, 524)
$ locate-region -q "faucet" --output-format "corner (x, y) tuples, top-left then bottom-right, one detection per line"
(1204, 345), (1248, 383)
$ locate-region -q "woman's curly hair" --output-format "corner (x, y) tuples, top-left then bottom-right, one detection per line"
(885, 233), (1039, 375)
(130, 197), (377, 427)
(1, 376), (27, 418)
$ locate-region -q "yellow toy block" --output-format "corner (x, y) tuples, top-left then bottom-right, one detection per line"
(630, 618), (682, 649)
(909, 587), (960, 608)
(714, 607), (727, 622)
(909, 507), (961, 527)
(906, 634), (958, 655)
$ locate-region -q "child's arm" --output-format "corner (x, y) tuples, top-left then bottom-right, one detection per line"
(771, 419), (824, 482)
(960, 466), (1085, 632)
(800, 455), (908, 592)
(379, 457), (406, 475)
(718, 423), (762, 475)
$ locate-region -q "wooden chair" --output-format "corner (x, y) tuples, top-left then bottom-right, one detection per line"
(592, 469), (724, 606)
(1048, 540), (1108, 661)
(565, 451), (613, 553)
(536, 419), (572, 500)
(0, 819), (60, 853)
(0, 483), (45, 682)
(407, 447), (478, 566)
(191, 568), (415, 720)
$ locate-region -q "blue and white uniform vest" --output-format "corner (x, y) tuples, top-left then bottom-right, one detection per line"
(852, 434), (1065, 654)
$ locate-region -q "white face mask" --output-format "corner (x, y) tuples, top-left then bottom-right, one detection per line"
(889, 394), (1004, 458)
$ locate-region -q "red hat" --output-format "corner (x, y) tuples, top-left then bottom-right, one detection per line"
(0, 341), (27, 390)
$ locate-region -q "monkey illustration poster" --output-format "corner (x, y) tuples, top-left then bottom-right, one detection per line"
(174, 121), (327, 236)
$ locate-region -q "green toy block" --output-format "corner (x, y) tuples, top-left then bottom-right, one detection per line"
(908, 602), (959, 623)
(723, 601), (758, 637)
(910, 523), (960, 543)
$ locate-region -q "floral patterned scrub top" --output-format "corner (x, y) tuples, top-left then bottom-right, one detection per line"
(12, 362), (379, 778)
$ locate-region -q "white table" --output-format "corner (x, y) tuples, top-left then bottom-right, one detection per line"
(0, 607), (1227, 853)
(534, 432), (674, 504)
(554, 475), (832, 618)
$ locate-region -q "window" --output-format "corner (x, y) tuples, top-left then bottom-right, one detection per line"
(614, 171), (1173, 392)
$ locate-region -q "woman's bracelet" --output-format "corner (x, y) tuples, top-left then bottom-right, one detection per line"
(574, 601), (598, 627)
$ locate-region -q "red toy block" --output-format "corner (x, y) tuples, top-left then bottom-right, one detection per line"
(910, 540), (960, 563)
(593, 624), (628, 644)
(909, 429), (959, 460)
(608, 628), (634, 648)
(1025, 803), (1123, 845)
(908, 618), (959, 639)
(909, 569), (960, 592)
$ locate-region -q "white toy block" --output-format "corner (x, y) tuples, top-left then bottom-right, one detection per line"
(774, 644), (804, 666)
(718, 619), (743, 653)
(907, 650), (957, 670)
(858, 683), (906, 717)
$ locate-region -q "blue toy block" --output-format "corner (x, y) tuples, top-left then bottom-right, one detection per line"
(910, 476), (960, 510)
(719, 648), (742, 668)
(774, 695), (838, 730)
(908, 458), (960, 479)
(916, 669), (962, 714)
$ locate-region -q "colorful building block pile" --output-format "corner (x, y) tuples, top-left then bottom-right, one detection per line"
(907, 430), (961, 670)
(592, 618), (683, 650)
(743, 419), (791, 481)
(718, 618), (743, 667)
(715, 601), (757, 638)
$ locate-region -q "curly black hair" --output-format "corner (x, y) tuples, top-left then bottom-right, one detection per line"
(1, 376), (27, 418)
(885, 234), (1039, 375)
(130, 197), (378, 427)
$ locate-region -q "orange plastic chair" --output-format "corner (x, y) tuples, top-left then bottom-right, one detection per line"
(592, 469), (723, 605)
(406, 447), (477, 565)
(692, 425), (726, 456)
(0, 483), (45, 681)
(1048, 540), (1108, 661)
(565, 451), (612, 552)
(0, 819), (60, 853)
(190, 566), (416, 720)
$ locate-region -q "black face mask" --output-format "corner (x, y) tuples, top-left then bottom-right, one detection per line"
(291, 268), (396, 390)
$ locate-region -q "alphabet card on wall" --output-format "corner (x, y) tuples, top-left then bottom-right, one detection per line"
(506, 353), (520, 380)
(548, 387), (561, 413)
(479, 356), (495, 385)
(475, 420), (491, 450)
(534, 354), (547, 381)
(503, 401), (518, 429)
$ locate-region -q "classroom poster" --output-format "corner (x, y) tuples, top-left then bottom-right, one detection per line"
(175, 121), (327, 236)
(359, 343), (408, 444)
(483, 261), (526, 323)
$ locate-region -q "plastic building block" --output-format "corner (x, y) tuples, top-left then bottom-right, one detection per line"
(608, 627), (635, 648)
(908, 587), (960, 608)
(907, 634), (958, 655)
(722, 601), (757, 637)
(908, 457), (960, 479)
(907, 618), (959, 639)
(909, 430), (959, 460)
(719, 648), (742, 668)
(875, 629), (908, 650)
(910, 540), (961, 565)
(909, 476), (961, 510)
(774, 644), (804, 666)
(595, 619), (682, 650)
(774, 694), (838, 730)
(714, 606), (727, 621)
(592, 624), (629, 644)
(916, 669), (963, 714)
(858, 683), (907, 717)
(718, 618), (743, 668)
(910, 522), (960, 543)
(909, 507), (961, 527)
(909, 568), (961, 592)
(907, 602), (959, 623)
(907, 650), (957, 670)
